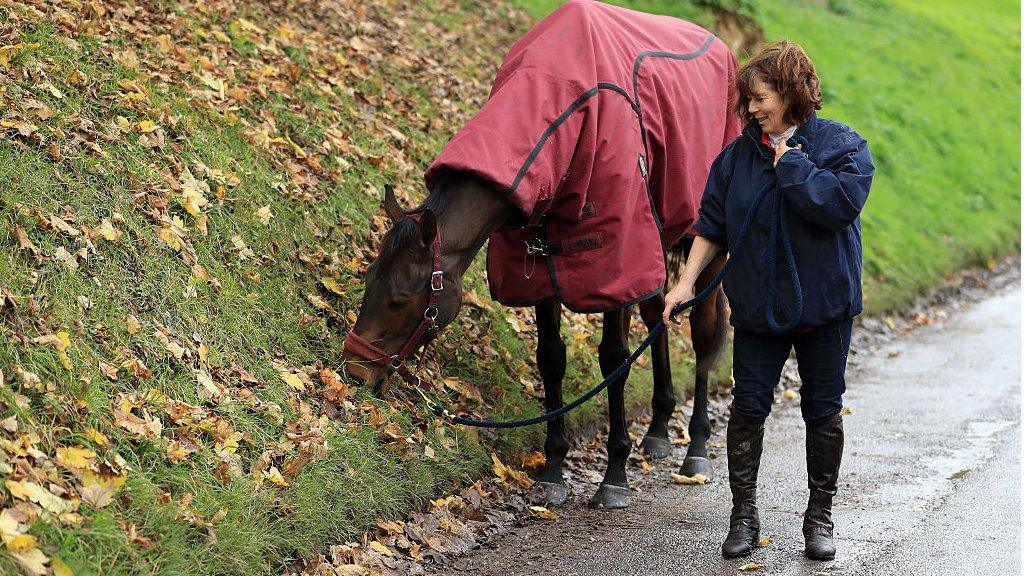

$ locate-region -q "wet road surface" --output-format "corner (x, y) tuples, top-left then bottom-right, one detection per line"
(433, 286), (1020, 576)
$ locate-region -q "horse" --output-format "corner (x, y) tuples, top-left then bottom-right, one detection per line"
(342, 0), (739, 509)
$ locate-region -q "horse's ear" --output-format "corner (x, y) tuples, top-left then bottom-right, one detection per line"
(383, 184), (405, 223)
(418, 209), (437, 247)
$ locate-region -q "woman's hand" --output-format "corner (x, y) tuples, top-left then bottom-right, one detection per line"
(773, 139), (797, 166)
(662, 281), (695, 327)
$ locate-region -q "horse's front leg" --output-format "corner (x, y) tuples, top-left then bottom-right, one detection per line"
(680, 251), (729, 479)
(588, 307), (633, 509)
(532, 298), (571, 506)
(638, 294), (676, 460)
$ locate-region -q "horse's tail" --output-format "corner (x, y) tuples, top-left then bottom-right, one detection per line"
(665, 239), (688, 285)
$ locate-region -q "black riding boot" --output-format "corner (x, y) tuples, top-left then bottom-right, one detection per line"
(721, 408), (765, 559)
(804, 412), (844, 561)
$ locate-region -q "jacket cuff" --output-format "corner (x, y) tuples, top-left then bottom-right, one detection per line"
(693, 219), (726, 248)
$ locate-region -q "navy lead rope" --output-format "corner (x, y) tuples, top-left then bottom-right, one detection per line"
(434, 138), (806, 428)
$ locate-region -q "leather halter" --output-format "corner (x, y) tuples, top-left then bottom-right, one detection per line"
(344, 229), (443, 390)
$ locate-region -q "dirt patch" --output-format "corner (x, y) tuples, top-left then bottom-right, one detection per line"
(710, 8), (766, 59)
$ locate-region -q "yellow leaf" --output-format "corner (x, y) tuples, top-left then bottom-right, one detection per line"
(528, 505), (558, 520)
(739, 562), (763, 571)
(6, 480), (73, 513)
(52, 557), (74, 576)
(137, 120), (158, 133)
(196, 369), (220, 398)
(254, 205), (272, 225)
(179, 169), (210, 216)
(79, 470), (126, 509)
(368, 540), (394, 557)
(56, 446), (97, 470)
(115, 116), (132, 131)
(124, 315), (142, 335)
(758, 536), (772, 547)
(265, 466), (289, 487)
(157, 225), (183, 251)
(670, 473), (708, 485)
(280, 372), (304, 391)
(321, 277), (345, 295)
(84, 428), (108, 446)
(96, 218), (121, 241)
(0, 508), (22, 544)
(7, 533), (37, 552)
(164, 341), (187, 360)
(10, 545), (48, 576)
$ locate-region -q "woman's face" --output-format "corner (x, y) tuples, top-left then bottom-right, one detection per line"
(747, 76), (790, 136)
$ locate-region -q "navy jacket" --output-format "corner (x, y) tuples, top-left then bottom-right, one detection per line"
(694, 112), (874, 333)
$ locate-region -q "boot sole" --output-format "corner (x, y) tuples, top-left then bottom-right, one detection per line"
(804, 551), (836, 561)
(722, 548), (754, 559)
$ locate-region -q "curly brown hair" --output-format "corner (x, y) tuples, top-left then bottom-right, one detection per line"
(733, 40), (822, 126)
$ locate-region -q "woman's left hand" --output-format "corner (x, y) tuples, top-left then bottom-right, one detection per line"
(773, 140), (794, 166)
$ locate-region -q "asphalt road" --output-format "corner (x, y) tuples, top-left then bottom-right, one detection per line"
(434, 286), (1021, 576)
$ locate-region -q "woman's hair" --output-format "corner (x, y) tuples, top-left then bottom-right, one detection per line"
(733, 40), (822, 126)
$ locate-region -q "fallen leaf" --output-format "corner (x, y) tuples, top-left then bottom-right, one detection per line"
(322, 277), (345, 295)
(79, 470), (127, 508)
(6, 480), (74, 514)
(254, 205), (272, 225)
(670, 473), (708, 485)
(265, 467), (289, 487)
(739, 562), (763, 571)
(55, 446), (97, 470)
(52, 557), (74, 576)
(528, 505), (557, 520)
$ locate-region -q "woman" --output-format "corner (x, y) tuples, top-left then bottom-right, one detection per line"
(663, 41), (874, 561)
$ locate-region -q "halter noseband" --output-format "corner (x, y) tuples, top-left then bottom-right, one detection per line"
(343, 229), (443, 390)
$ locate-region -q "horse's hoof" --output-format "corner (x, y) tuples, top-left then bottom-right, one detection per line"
(532, 481), (570, 507)
(587, 483), (631, 509)
(679, 456), (713, 481)
(640, 435), (673, 460)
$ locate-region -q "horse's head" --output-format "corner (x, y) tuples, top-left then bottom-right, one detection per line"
(343, 185), (463, 391)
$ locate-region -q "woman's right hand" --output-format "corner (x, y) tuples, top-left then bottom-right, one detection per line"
(662, 281), (695, 328)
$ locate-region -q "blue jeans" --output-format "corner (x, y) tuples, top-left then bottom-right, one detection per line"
(731, 319), (853, 426)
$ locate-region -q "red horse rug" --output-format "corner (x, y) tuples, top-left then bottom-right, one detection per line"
(425, 0), (742, 312)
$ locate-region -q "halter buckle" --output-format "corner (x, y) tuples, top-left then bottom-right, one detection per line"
(430, 271), (444, 291)
(389, 355), (404, 370)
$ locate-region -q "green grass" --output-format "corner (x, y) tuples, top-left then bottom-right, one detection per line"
(513, 0), (1021, 312)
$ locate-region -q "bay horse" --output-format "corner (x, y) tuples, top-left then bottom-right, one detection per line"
(342, 0), (737, 509)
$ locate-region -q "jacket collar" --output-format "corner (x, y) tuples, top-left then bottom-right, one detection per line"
(743, 111), (819, 159)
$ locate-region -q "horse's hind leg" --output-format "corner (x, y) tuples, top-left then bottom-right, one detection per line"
(532, 298), (571, 506)
(588, 306), (633, 509)
(680, 251), (729, 479)
(638, 294), (675, 460)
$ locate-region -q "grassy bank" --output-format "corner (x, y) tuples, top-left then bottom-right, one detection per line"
(0, 1), (632, 574)
(516, 0), (1021, 312)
